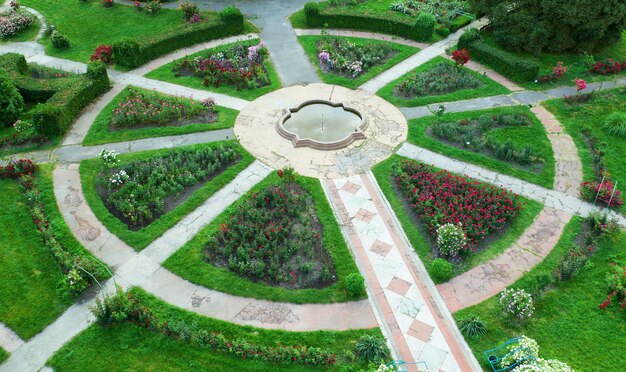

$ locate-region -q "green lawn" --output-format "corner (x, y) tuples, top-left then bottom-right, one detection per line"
(82, 86), (238, 146)
(0, 347), (7, 364)
(406, 106), (556, 189)
(376, 56), (510, 107)
(80, 142), (255, 251)
(455, 217), (626, 371)
(48, 288), (381, 371)
(0, 16), (40, 44)
(480, 31), (626, 91)
(0, 164), (107, 340)
(145, 39), (282, 101)
(164, 172), (362, 304)
(20, 0), (255, 64)
(544, 89), (626, 214)
(372, 155), (544, 283)
(298, 35), (419, 89)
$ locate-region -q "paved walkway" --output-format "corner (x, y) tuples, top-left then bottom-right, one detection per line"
(397, 143), (626, 228)
(0, 323), (23, 353)
(324, 175), (480, 371)
(359, 18), (489, 93)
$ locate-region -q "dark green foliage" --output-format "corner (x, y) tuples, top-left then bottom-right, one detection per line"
(87, 61), (110, 87)
(603, 112), (626, 137)
(458, 29), (539, 82)
(50, 30), (70, 49)
(471, 0), (626, 53)
(414, 12), (436, 41)
(304, 2), (320, 20)
(91, 286), (132, 326)
(0, 67), (24, 127)
(355, 335), (388, 363)
(345, 272), (365, 297)
(431, 258), (453, 282)
(111, 14), (244, 68)
(458, 315), (487, 339)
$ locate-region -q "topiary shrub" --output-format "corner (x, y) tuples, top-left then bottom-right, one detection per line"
(87, 61), (110, 86)
(111, 39), (142, 68)
(304, 2), (321, 26)
(219, 6), (243, 27)
(355, 335), (388, 363)
(413, 12), (436, 41)
(431, 258), (453, 282)
(345, 272), (365, 297)
(603, 112), (626, 137)
(0, 67), (24, 127)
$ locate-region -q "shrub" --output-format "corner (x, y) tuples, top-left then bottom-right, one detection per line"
(598, 264), (626, 311)
(50, 29), (70, 49)
(0, 67), (24, 127)
(219, 6), (243, 26)
(0, 8), (36, 38)
(499, 287), (534, 320)
(553, 246), (589, 281)
(452, 48), (471, 66)
(304, 2), (320, 21)
(87, 60), (110, 85)
(414, 12), (436, 41)
(345, 272), (365, 297)
(0, 158), (37, 178)
(436, 223), (467, 257)
(396, 61), (482, 98)
(580, 180), (623, 208)
(603, 112), (626, 137)
(316, 35), (394, 78)
(179, 1), (199, 21)
(355, 335), (388, 363)
(458, 315), (487, 339)
(144, 0), (161, 16)
(500, 336), (539, 368)
(431, 258), (453, 282)
(91, 286), (132, 326)
(97, 149), (119, 168)
(90, 44), (112, 64)
(585, 211), (620, 239)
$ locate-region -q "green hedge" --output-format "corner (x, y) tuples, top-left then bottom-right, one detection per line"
(0, 53), (111, 135)
(303, 2), (434, 42)
(458, 29), (539, 82)
(112, 8), (244, 69)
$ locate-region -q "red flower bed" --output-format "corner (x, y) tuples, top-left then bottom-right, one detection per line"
(0, 158), (37, 178)
(393, 160), (522, 251)
(590, 59), (626, 75)
(580, 180), (623, 208)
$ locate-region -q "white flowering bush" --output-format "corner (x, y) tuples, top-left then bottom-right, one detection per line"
(0, 9), (36, 38)
(98, 149), (120, 168)
(436, 223), (467, 257)
(513, 358), (573, 372)
(499, 288), (534, 320)
(501, 336), (572, 372)
(316, 36), (393, 78)
(109, 170), (129, 186)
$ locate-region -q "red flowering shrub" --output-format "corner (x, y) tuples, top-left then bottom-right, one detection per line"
(0, 158), (37, 178)
(598, 264), (626, 311)
(590, 59), (624, 75)
(90, 44), (112, 64)
(393, 160), (522, 253)
(451, 48), (471, 66)
(580, 180), (623, 208)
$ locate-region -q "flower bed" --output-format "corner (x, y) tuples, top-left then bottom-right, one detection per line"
(203, 174), (336, 289)
(393, 159), (522, 257)
(395, 61), (482, 98)
(390, 0), (468, 24)
(430, 113), (542, 167)
(0, 9), (36, 38)
(316, 35), (394, 78)
(172, 41), (270, 90)
(97, 145), (240, 229)
(110, 87), (216, 129)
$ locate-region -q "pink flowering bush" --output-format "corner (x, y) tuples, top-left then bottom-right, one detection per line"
(0, 9), (36, 38)
(316, 35), (393, 78)
(590, 59), (625, 75)
(580, 180), (623, 208)
(575, 78), (587, 91)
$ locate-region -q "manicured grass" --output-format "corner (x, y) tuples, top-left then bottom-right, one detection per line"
(164, 172), (362, 304)
(145, 39), (282, 100)
(372, 155), (544, 283)
(298, 35), (419, 89)
(544, 88), (626, 214)
(0, 347), (7, 364)
(80, 142), (255, 251)
(0, 164), (107, 340)
(376, 56), (510, 107)
(82, 86), (238, 146)
(20, 0), (256, 64)
(480, 31), (626, 91)
(406, 106), (556, 189)
(455, 218), (626, 371)
(48, 288), (381, 371)
(0, 16), (40, 44)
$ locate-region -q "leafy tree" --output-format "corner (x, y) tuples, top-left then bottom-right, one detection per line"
(0, 67), (24, 127)
(470, 0), (626, 53)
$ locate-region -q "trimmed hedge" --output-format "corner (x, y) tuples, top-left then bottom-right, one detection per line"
(458, 29), (539, 82)
(303, 2), (435, 42)
(0, 53), (111, 136)
(112, 8), (244, 69)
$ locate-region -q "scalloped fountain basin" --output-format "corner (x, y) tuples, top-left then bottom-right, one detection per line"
(277, 100), (368, 151)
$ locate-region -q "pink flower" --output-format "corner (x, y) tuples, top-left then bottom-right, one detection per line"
(575, 79), (587, 91)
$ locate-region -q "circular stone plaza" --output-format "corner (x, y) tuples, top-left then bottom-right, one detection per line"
(0, 1), (625, 371)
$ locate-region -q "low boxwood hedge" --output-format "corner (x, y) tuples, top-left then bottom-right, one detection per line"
(303, 2), (435, 42)
(458, 29), (539, 82)
(112, 8), (244, 69)
(0, 53), (111, 136)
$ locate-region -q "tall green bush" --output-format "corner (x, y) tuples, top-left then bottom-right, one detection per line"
(0, 67), (24, 127)
(414, 12), (436, 41)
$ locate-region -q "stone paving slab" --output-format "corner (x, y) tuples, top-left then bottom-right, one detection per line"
(142, 161), (272, 263)
(294, 28), (429, 49)
(437, 207), (572, 312)
(0, 323), (23, 353)
(324, 175), (481, 371)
